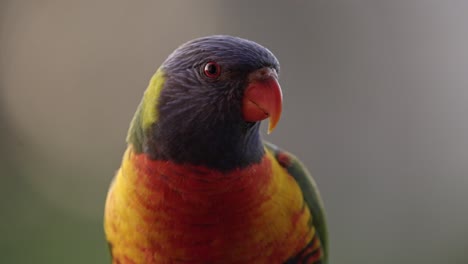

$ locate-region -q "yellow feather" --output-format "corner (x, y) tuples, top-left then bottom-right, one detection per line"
(104, 146), (316, 263)
(141, 69), (165, 129)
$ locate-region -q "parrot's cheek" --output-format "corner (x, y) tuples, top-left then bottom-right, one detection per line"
(242, 70), (283, 134)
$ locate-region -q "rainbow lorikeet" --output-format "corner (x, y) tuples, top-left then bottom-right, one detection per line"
(104, 35), (328, 264)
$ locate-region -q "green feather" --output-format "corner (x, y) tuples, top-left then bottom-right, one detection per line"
(127, 69), (166, 152)
(264, 141), (329, 263)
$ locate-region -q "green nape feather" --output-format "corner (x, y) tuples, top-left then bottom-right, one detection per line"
(264, 141), (329, 263)
(127, 69), (166, 152)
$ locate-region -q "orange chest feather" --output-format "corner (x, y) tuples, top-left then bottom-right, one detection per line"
(105, 147), (314, 263)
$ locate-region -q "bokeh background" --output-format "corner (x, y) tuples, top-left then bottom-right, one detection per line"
(1, 1), (468, 263)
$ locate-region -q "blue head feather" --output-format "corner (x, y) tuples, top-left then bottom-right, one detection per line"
(145, 35), (280, 171)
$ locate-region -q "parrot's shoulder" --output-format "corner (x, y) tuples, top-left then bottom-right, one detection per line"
(264, 141), (329, 263)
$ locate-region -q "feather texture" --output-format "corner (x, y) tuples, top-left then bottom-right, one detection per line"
(105, 35), (328, 264)
(104, 145), (325, 263)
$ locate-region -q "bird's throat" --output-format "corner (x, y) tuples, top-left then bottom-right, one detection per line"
(144, 121), (265, 171)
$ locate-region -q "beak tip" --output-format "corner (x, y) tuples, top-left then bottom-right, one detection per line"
(267, 116), (280, 134)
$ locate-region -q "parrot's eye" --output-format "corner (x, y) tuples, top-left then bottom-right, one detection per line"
(203, 62), (221, 79)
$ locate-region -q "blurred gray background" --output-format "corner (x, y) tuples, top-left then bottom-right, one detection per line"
(1, 1), (468, 263)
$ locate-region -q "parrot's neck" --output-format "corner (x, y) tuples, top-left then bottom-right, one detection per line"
(144, 121), (265, 171)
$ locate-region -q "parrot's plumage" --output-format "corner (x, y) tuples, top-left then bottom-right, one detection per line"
(104, 35), (328, 264)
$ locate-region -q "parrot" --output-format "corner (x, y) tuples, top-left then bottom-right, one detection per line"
(104, 35), (328, 264)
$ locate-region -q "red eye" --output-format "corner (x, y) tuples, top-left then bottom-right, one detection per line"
(203, 61), (221, 78)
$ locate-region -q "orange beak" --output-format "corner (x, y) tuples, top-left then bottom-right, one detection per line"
(242, 67), (283, 134)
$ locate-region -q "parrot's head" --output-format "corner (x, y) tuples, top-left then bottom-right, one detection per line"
(128, 35), (282, 171)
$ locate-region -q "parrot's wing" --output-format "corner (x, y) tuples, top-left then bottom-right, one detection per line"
(264, 141), (329, 263)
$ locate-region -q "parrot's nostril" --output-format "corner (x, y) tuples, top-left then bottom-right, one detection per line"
(250, 67), (277, 82)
